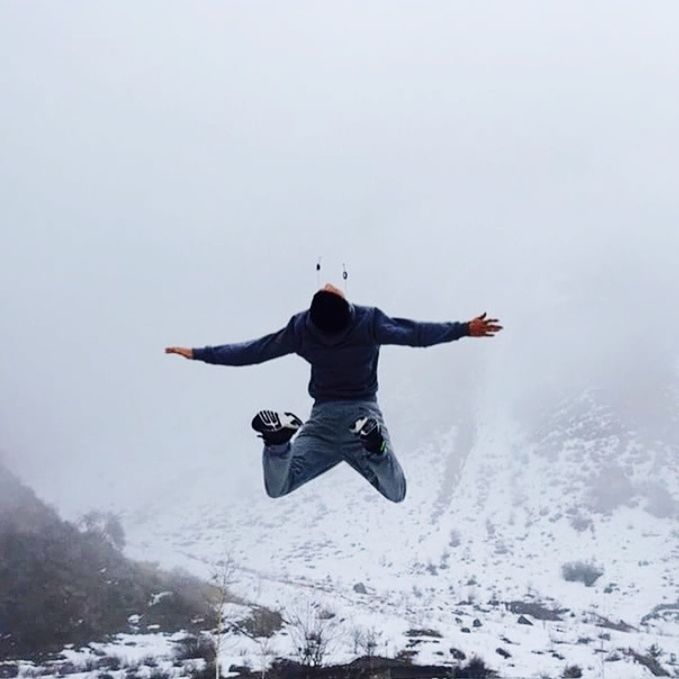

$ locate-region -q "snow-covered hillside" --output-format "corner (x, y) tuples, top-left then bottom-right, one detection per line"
(123, 390), (679, 678)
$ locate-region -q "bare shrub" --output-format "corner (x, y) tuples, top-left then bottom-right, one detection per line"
(285, 601), (340, 668)
(240, 607), (283, 639)
(186, 661), (218, 679)
(561, 561), (603, 587)
(97, 657), (121, 671)
(208, 557), (237, 679)
(78, 511), (126, 551)
(351, 626), (382, 658)
(149, 671), (172, 679)
(647, 643), (663, 659)
(451, 655), (498, 677)
(174, 635), (216, 663)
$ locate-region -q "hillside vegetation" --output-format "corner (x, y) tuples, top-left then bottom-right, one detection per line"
(0, 463), (217, 660)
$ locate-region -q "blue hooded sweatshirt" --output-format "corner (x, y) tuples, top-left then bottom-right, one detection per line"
(192, 305), (469, 402)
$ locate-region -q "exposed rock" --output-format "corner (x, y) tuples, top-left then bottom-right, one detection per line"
(593, 615), (636, 633)
(625, 649), (670, 677)
(517, 615), (533, 626)
(508, 601), (566, 621)
(405, 629), (443, 639)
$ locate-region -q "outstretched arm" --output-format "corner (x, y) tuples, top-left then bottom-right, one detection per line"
(165, 318), (297, 366)
(374, 308), (502, 347)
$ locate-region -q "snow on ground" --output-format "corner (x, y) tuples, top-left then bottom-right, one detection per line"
(9, 633), (192, 679)
(119, 392), (679, 678)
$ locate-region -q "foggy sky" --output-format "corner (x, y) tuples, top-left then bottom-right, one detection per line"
(1, 1), (678, 513)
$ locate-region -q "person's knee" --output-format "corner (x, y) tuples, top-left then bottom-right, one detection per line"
(392, 488), (407, 503)
(264, 482), (289, 499)
(384, 482), (407, 503)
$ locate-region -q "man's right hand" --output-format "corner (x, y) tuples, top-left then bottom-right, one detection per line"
(165, 347), (193, 359)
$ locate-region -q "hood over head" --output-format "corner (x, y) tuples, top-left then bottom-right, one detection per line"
(308, 289), (354, 342)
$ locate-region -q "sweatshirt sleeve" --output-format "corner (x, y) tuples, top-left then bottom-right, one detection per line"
(373, 308), (469, 347)
(192, 317), (298, 366)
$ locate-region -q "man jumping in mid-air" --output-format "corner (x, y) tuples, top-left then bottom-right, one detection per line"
(166, 284), (502, 503)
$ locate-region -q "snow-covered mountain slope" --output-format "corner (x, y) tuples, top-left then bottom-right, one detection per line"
(122, 390), (679, 678)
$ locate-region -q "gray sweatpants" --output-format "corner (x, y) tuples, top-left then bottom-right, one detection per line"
(262, 399), (406, 503)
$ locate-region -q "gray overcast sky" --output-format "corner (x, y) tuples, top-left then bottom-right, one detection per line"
(1, 1), (678, 512)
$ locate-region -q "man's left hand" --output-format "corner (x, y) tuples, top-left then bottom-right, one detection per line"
(468, 312), (503, 337)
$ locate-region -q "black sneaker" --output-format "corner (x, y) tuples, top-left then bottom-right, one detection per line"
(351, 416), (387, 455)
(251, 410), (303, 445)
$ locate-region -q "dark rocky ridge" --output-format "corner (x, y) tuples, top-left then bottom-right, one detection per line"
(0, 462), (217, 660)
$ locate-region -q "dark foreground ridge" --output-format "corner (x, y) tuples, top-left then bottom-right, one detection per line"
(0, 462), (218, 660)
(234, 656), (498, 679)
